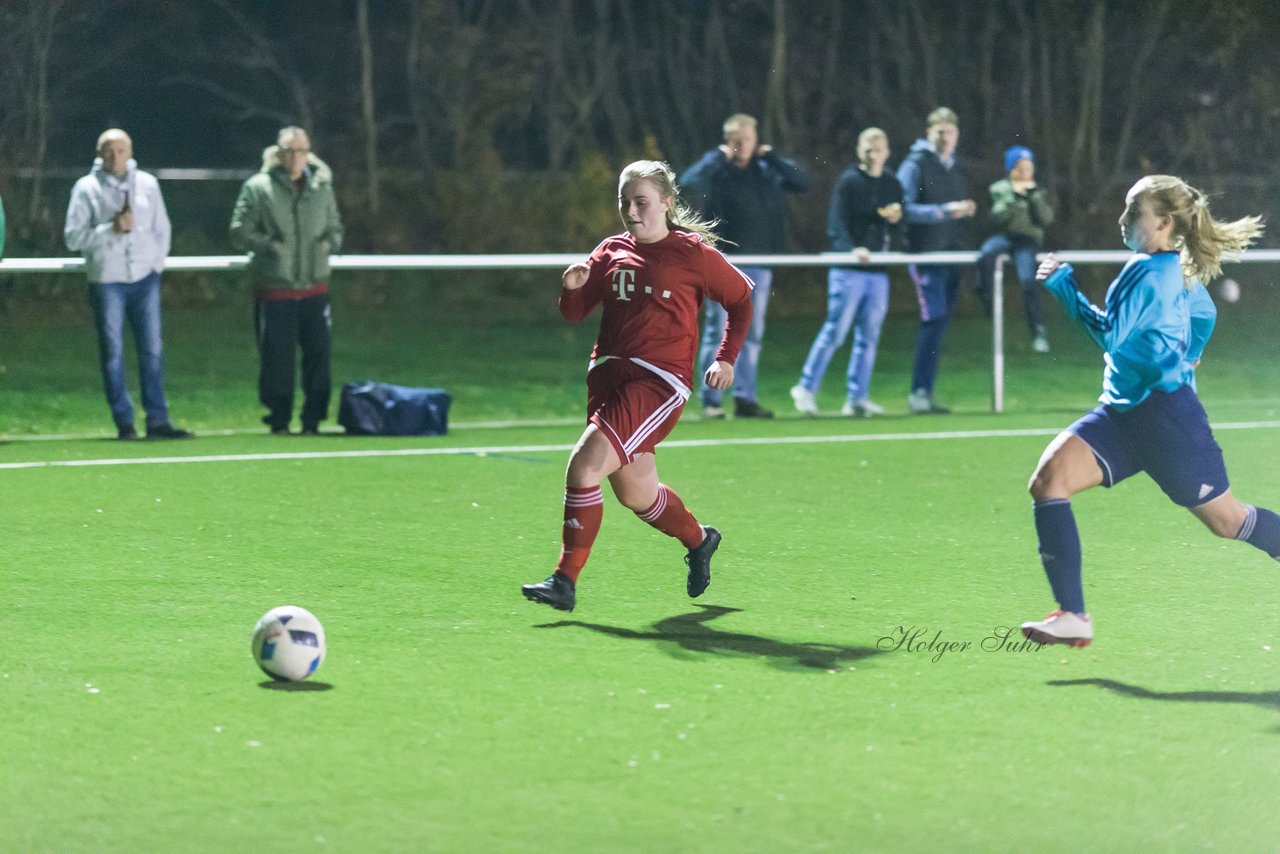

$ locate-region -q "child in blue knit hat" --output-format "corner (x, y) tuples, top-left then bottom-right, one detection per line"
(977, 145), (1056, 352)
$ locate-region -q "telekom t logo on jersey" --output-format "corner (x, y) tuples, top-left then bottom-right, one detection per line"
(611, 268), (671, 301)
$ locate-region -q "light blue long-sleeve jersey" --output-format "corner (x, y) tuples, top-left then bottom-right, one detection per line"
(1042, 251), (1216, 411)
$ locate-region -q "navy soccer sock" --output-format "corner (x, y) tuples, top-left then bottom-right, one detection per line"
(1236, 505), (1280, 559)
(1033, 499), (1086, 613)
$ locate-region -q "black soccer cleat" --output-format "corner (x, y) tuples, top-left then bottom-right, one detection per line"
(684, 526), (721, 598)
(522, 572), (576, 612)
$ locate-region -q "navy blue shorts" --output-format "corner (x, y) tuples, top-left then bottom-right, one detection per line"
(1067, 385), (1229, 508)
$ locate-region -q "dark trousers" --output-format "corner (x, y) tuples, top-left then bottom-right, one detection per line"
(254, 294), (331, 430)
(908, 264), (963, 395)
(977, 234), (1044, 334)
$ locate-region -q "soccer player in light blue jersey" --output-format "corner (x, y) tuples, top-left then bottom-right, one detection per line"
(1019, 175), (1279, 647)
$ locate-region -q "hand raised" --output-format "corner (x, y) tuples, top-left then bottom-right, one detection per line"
(561, 262), (590, 291)
(1035, 253), (1061, 281)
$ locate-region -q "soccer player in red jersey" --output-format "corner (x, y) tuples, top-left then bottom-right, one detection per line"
(522, 160), (755, 612)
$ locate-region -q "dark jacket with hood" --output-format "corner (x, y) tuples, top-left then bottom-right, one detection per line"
(679, 149), (809, 254)
(897, 139), (969, 253)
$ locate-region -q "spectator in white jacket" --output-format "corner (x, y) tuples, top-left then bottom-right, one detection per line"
(65, 129), (192, 440)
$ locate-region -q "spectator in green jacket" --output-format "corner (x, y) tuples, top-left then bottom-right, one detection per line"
(978, 145), (1055, 353)
(229, 126), (344, 435)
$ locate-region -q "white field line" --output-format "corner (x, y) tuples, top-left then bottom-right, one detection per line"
(5, 401), (1279, 443)
(0, 418), (585, 443)
(1, 421), (1278, 471)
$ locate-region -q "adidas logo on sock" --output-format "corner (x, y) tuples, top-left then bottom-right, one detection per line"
(563, 518), (583, 529)
(1199, 483), (1214, 500)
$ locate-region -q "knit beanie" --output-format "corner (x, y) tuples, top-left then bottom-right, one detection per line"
(1004, 146), (1034, 174)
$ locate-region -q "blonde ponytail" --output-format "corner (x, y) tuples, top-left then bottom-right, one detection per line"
(1135, 175), (1264, 282)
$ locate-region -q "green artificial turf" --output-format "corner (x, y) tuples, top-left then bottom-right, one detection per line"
(2, 278), (1279, 851)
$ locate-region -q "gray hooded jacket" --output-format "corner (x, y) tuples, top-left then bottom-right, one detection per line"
(65, 158), (171, 283)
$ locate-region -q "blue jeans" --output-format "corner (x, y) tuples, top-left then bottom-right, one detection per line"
(797, 268), (889, 402)
(88, 271), (170, 429)
(699, 266), (771, 406)
(978, 234), (1043, 334)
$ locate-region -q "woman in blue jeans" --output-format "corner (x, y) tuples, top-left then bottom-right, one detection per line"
(791, 128), (903, 417)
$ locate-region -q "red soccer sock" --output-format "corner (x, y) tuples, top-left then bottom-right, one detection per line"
(635, 484), (703, 549)
(555, 485), (604, 583)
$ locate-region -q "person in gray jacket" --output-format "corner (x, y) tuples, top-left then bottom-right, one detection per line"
(230, 126), (344, 435)
(65, 128), (192, 440)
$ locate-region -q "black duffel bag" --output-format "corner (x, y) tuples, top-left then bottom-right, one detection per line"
(337, 381), (452, 436)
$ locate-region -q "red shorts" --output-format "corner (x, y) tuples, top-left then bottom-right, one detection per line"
(586, 358), (688, 464)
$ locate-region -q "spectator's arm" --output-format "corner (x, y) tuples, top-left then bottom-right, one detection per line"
(228, 182), (274, 255)
(761, 150), (810, 193)
(896, 159), (948, 224)
(826, 175), (855, 252)
(989, 183), (1018, 231)
(324, 186), (344, 254)
(64, 182), (113, 253)
(151, 181), (172, 261)
(678, 150), (724, 212)
(1029, 187), (1056, 228)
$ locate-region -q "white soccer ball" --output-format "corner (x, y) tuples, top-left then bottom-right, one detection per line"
(252, 606), (326, 682)
(1218, 278), (1240, 303)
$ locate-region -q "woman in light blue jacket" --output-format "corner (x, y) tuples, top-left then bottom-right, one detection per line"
(1020, 176), (1277, 648)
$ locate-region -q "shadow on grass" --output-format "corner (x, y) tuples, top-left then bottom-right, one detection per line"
(537, 604), (882, 672)
(258, 680), (334, 692)
(1050, 678), (1280, 711)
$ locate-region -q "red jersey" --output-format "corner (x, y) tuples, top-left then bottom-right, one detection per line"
(559, 228), (754, 390)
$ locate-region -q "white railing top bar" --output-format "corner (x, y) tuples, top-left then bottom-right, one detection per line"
(3, 249), (1280, 275)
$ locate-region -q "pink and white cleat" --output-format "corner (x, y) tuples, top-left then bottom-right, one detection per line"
(1020, 610), (1093, 648)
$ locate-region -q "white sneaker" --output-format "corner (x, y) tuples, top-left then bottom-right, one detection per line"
(907, 389), (950, 414)
(789, 384), (818, 416)
(841, 398), (885, 417)
(1020, 610), (1092, 648)
(1032, 335), (1050, 353)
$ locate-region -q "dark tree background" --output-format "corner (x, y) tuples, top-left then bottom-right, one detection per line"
(3, 0), (1279, 259)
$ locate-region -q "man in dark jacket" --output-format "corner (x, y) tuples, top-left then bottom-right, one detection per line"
(681, 113), (809, 419)
(896, 107), (976, 414)
(230, 126), (344, 435)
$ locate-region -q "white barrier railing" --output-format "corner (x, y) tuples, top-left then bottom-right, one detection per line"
(5, 250), (1277, 414)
